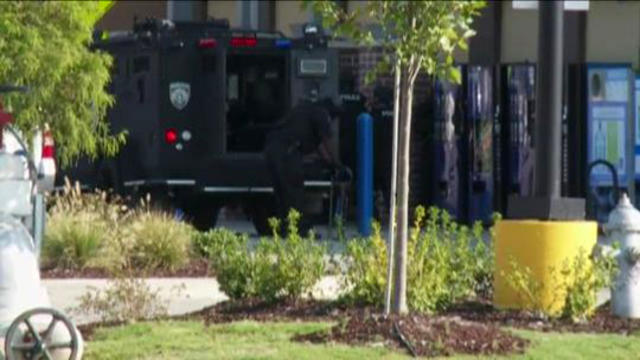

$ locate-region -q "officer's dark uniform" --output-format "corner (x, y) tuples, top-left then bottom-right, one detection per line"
(264, 99), (333, 231)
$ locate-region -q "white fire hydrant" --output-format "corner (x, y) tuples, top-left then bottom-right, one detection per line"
(605, 193), (640, 319)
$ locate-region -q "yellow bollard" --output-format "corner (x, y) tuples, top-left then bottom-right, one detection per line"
(493, 220), (597, 315)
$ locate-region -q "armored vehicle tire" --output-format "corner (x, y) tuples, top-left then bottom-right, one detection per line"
(183, 204), (221, 232)
(245, 198), (277, 236)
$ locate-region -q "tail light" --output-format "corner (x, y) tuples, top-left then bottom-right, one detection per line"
(198, 38), (217, 49)
(230, 37), (257, 47)
(165, 128), (178, 144)
(42, 129), (55, 159)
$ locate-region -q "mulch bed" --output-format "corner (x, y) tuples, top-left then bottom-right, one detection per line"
(189, 298), (353, 324)
(191, 298), (528, 358)
(193, 297), (640, 335)
(446, 300), (640, 335)
(40, 258), (211, 279)
(294, 314), (529, 358)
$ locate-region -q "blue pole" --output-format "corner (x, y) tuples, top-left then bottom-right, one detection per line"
(357, 112), (374, 236)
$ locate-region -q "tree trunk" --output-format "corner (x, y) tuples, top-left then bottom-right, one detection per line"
(384, 59), (402, 316)
(392, 56), (421, 315)
(392, 66), (411, 314)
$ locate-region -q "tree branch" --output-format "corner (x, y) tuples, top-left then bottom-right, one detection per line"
(409, 56), (423, 85)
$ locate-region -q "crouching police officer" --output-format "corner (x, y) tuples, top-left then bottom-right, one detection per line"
(265, 93), (345, 234)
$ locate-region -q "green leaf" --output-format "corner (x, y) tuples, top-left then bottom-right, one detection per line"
(457, 38), (469, 52)
(463, 29), (476, 39)
(439, 36), (451, 51)
(449, 67), (461, 84)
(446, 55), (454, 66)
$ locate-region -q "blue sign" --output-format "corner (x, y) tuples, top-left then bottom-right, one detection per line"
(586, 65), (632, 186)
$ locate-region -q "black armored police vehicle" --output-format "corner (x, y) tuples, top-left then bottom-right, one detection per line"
(59, 18), (341, 233)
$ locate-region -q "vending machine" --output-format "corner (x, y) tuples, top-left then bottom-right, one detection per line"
(465, 66), (495, 223)
(428, 70), (464, 219)
(426, 65), (495, 223)
(497, 63), (536, 214)
(583, 64), (634, 222)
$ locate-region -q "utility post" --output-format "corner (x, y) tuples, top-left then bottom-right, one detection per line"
(534, 1), (563, 200)
(508, 0), (584, 220)
(493, 0), (597, 315)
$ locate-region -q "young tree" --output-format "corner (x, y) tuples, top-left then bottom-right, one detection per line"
(0, 1), (123, 166)
(306, 0), (484, 314)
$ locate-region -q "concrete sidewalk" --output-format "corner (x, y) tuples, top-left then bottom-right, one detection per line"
(44, 278), (226, 325)
(44, 276), (342, 325)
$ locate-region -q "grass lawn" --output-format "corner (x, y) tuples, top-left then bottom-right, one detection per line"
(84, 320), (640, 360)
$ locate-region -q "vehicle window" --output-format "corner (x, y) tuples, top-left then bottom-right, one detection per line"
(225, 54), (288, 153)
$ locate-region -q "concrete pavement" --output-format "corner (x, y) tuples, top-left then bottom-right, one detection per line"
(44, 278), (227, 325)
(44, 276), (342, 325)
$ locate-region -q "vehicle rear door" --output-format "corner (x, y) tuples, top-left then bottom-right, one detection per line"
(157, 33), (226, 179)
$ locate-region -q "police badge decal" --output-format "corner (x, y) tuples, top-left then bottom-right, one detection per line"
(170, 82), (190, 110)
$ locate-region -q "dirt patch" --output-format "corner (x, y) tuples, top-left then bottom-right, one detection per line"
(294, 314), (529, 358)
(40, 258), (210, 279)
(447, 300), (640, 335)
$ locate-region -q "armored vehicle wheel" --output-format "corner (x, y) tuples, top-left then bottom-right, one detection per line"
(245, 198), (277, 236)
(4, 308), (82, 360)
(184, 203), (221, 231)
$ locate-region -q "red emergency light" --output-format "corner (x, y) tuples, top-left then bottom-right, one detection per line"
(0, 100), (13, 149)
(230, 37), (257, 47)
(0, 106), (12, 126)
(165, 128), (178, 144)
(42, 129), (55, 159)
(198, 38), (217, 49)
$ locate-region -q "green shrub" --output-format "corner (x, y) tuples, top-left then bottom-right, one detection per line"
(43, 211), (107, 269)
(502, 247), (618, 321)
(201, 228), (257, 300)
(254, 210), (326, 302)
(340, 222), (387, 307)
(45, 182), (195, 273)
(340, 206), (494, 313)
(407, 207), (482, 313)
(193, 227), (218, 259)
(205, 210), (326, 303)
(122, 209), (194, 272)
(43, 181), (122, 269)
(476, 213), (500, 298)
(501, 258), (552, 317)
(562, 247), (618, 322)
(74, 275), (181, 323)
